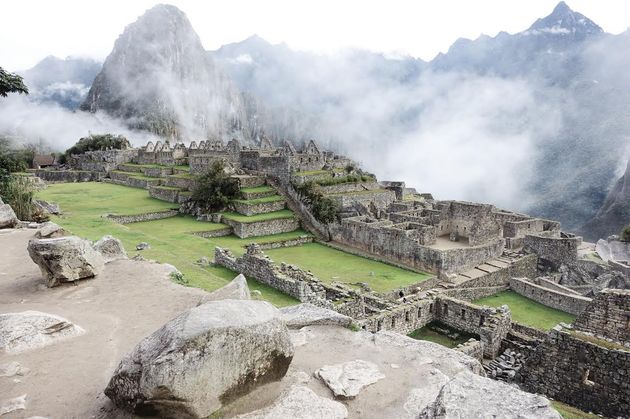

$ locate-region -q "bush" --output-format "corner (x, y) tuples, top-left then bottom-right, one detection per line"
(293, 180), (339, 223)
(191, 160), (239, 212)
(169, 271), (188, 285)
(316, 173), (375, 186)
(0, 173), (38, 220)
(620, 225), (630, 242)
(0, 138), (35, 173)
(60, 133), (131, 164)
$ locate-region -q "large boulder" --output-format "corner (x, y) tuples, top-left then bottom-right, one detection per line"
(35, 221), (65, 238)
(27, 236), (105, 287)
(93, 235), (127, 262)
(105, 300), (294, 418)
(0, 203), (18, 229)
(419, 371), (561, 419)
(0, 311), (84, 354)
(204, 273), (251, 300)
(280, 303), (353, 329)
(238, 385), (347, 419)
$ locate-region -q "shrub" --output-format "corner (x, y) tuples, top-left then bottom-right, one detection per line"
(0, 174), (38, 220)
(0, 138), (35, 172)
(620, 225), (630, 242)
(316, 173), (375, 186)
(60, 133), (131, 164)
(169, 271), (188, 285)
(292, 180), (339, 223)
(191, 160), (239, 212)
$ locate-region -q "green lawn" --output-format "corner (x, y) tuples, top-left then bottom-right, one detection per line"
(221, 210), (295, 223)
(473, 291), (576, 330)
(408, 323), (476, 348)
(36, 182), (297, 307)
(264, 242), (431, 293)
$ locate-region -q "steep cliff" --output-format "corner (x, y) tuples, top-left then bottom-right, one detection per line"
(80, 4), (250, 141)
(581, 159), (630, 240)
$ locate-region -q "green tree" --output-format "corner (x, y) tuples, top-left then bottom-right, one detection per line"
(0, 67), (28, 97)
(292, 180), (339, 223)
(191, 160), (239, 212)
(60, 133), (131, 163)
(620, 225), (630, 242)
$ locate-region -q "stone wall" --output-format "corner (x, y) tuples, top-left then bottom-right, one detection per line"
(163, 176), (196, 190)
(221, 216), (300, 239)
(328, 189), (396, 210)
(70, 149), (137, 173)
(523, 233), (581, 268)
(442, 286), (510, 301)
(214, 245), (329, 304)
(317, 181), (380, 195)
(509, 277), (591, 315)
(455, 339), (484, 361)
(435, 295), (512, 358)
(572, 289), (630, 344)
(191, 227), (233, 238)
(232, 199), (286, 216)
(35, 169), (100, 183)
(106, 209), (178, 224)
(331, 216), (504, 277)
(149, 186), (181, 203)
(518, 325), (630, 418)
(454, 254), (538, 288)
(256, 236), (313, 250)
(360, 298), (436, 335)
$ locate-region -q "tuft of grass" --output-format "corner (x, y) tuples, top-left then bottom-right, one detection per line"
(473, 291), (576, 330)
(551, 401), (600, 419)
(240, 185), (275, 194)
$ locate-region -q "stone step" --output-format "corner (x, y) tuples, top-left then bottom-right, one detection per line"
(220, 210), (299, 238)
(232, 174), (266, 189)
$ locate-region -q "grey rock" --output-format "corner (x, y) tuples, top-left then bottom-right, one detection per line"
(93, 235), (127, 262)
(28, 222), (39, 229)
(0, 311), (84, 354)
(316, 359), (385, 399)
(34, 199), (61, 215)
(28, 236), (105, 287)
(0, 361), (30, 377)
(419, 371), (561, 419)
(204, 274), (250, 301)
(105, 300), (294, 418)
(238, 385), (347, 419)
(0, 204), (18, 229)
(280, 303), (353, 329)
(136, 242), (150, 251)
(35, 221), (65, 238)
(402, 369), (450, 419)
(0, 394), (27, 415)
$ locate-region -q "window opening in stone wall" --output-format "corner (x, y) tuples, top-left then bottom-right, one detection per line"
(443, 303), (448, 315)
(417, 307), (422, 318)
(461, 309), (466, 319)
(479, 315), (485, 326)
(405, 311), (410, 322)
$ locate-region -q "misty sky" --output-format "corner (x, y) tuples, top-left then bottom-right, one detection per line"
(2, 0), (630, 71)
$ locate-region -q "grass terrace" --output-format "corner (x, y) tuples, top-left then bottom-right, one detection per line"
(473, 291), (576, 330)
(36, 182), (298, 306)
(221, 210), (295, 223)
(552, 401), (600, 419)
(264, 242), (432, 293)
(239, 185), (275, 194)
(232, 195), (284, 205)
(408, 322), (477, 348)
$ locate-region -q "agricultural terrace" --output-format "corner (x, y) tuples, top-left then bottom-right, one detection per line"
(37, 182), (430, 305)
(474, 290), (577, 330)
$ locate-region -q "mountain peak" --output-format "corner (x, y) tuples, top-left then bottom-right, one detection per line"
(527, 1), (602, 37)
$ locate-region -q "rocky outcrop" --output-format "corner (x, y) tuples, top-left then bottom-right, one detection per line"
(280, 303), (353, 329)
(34, 199), (61, 215)
(0, 203), (18, 228)
(93, 235), (127, 262)
(104, 300), (294, 418)
(27, 236), (105, 287)
(595, 236), (630, 262)
(420, 370), (561, 418)
(316, 359), (385, 399)
(582, 159), (630, 241)
(34, 221), (65, 238)
(0, 311), (84, 354)
(238, 385), (348, 419)
(204, 273), (251, 300)
(80, 4), (252, 140)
